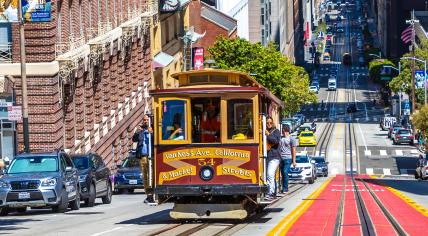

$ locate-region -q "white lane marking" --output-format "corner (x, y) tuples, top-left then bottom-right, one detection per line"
(358, 123), (368, 152)
(366, 168), (374, 175)
(395, 150), (403, 156)
(383, 168), (391, 175)
(364, 150), (371, 156)
(379, 150), (387, 156)
(326, 90), (331, 103)
(91, 227), (123, 236)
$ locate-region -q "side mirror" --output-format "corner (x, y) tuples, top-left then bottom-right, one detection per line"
(65, 166), (73, 173)
(310, 160), (316, 164)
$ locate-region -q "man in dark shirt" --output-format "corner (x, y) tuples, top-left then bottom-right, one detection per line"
(265, 117), (281, 201)
(416, 154), (427, 179)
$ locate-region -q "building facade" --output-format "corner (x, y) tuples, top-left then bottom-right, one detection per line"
(0, 0), (156, 167)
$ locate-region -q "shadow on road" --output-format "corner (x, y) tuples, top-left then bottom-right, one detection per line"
(0, 218), (41, 234)
(363, 178), (428, 196)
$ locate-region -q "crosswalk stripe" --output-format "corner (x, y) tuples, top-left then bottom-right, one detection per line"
(383, 168), (391, 175)
(395, 150), (403, 156)
(366, 168), (374, 175)
(315, 151), (320, 156)
(410, 149), (418, 154)
(364, 150), (371, 156)
(379, 150), (387, 156)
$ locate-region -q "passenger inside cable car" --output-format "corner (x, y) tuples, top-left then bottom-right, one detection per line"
(191, 98), (221, 143)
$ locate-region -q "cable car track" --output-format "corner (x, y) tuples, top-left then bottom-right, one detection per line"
(147, 183), (309, 236)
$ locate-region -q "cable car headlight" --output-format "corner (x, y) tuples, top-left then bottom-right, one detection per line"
(199, 166), (214, 181)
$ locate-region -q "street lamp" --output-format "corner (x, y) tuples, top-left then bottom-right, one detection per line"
(401, 57), (427, 106)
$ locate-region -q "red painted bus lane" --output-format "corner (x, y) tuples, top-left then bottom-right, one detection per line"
(285, 175), (344, 235)
(356, 178), (396, 236)
(341, 177), (362, 236)
(364, 179), (428, 235)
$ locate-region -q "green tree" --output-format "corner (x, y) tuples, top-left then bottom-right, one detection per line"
(208, 37), (317, 116)
(411, 105), (428, 150)
(389, 39), (428, 105)
(368, 59), (396, 84)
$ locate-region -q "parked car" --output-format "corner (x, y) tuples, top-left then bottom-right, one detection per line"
(312, 156), (329, 177)
(289, 153), (316, 184)
(293, 114), (306, 125)
(114, 156), (144, 194)
(71, 153), (113, 207)
(0, 151), (80, 216)
(388, 124), (402, 139)
(393, 129), (414, 145)
(309, 85), (319, 94)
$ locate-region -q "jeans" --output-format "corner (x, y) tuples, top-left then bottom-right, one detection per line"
(281, 158), (292, 191)
(267, 159), (280, 195)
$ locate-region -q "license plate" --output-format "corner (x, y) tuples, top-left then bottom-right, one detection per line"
(18, 192), (30, 199)
(129, 180), (138, 185)
(291, 174), (299, 177)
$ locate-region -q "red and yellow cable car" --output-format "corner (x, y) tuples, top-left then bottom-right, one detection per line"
(150, 69), (284, 219)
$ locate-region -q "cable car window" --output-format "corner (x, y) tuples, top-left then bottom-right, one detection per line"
(191, 98), (221, 143)
(227, 99), (254, 140)
(189, 75), (209, 84)
(161, 100), (187, 141)
(210, 75), (228, 84)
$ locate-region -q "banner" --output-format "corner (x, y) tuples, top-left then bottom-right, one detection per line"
(192, 47), (204, 70)
(0, 0), (52, 22)
(415, 70), (427, 89)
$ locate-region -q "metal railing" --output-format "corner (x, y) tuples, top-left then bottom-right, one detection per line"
(0, 43), (12, 63)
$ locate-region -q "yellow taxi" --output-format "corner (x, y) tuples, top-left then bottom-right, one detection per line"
(298, 130), (317, 146)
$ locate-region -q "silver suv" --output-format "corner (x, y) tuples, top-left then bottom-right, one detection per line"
(0, 151), (80, 215)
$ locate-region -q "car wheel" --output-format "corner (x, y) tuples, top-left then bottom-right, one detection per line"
(114, 188), (125, 194)
(128, 189), (135, 194)
(0, 207), (10, 216)
(85, 183), (96, 207)
(52, 188), (68, 213)
(101, 181), (113, 204)
(308, 176), (315, 184)
(16, 207), (27, 213)
(69, 191), (80, 210)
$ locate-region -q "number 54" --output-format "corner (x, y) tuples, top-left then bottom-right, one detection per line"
(198, 158), (215, 166)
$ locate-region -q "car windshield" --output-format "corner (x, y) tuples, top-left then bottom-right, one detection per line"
(398, 130), (411, 135)
(329, 82), (335, 86)
(296, 155), (309, 163)
(72, 156), (89, 170)
(122, 157), (140, 168)
(313, 158), (325, 163)
(301, 133), (313, 137)
(8, 156), (58, 174)
(300, 126), (311, 130)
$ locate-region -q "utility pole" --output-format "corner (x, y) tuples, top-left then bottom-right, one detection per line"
(406, 10), (419, 115)
(18, 0), (30, 152)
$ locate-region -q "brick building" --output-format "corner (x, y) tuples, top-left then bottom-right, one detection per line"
(187, 0), (237, 59)
(0, 0), (157, 167)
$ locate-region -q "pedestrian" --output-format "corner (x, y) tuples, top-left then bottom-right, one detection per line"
(132, 114), (154, 203)
(279, 125), (297, 193)
(265, 117), (281, 201)
(415, 154), (427, 179)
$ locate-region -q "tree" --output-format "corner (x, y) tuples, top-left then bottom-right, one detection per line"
(389, 39), (428, 105)
(411, 105), (428, 151)
(368, 59), (396, 84)
(208, 37), (317, 116)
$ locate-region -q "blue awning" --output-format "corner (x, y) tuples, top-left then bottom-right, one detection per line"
(152, 52), (175, 69)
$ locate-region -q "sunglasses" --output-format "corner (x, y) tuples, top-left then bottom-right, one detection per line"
(266, 121), (273, 124)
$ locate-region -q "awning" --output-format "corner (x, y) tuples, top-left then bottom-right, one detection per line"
(152, 52), (175, 70)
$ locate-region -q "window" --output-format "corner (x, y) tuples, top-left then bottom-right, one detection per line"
(161, 100), (188, 141)
(191, 98), (221, 143)
(189, 75), (209, 84)
(210, 75), (228, 84)
(227, 99), (254, 140)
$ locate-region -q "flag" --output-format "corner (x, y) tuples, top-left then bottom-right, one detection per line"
(401, 26), (413, 44)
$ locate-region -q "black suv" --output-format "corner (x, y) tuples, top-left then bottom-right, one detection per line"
(71, 153), (113, 207)
(0, 151), (80, 215)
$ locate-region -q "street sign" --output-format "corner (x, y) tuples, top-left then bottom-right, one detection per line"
(8, 106), (22, 121)
(403, 100), (411, 115)
(414, 70), (427, 88)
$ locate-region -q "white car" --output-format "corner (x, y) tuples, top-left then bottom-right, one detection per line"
(309, 85), (319, 94)
(288, 153), (316, 184)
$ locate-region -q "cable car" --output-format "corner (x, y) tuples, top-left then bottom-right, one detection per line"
(149, 69), (284, 219)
